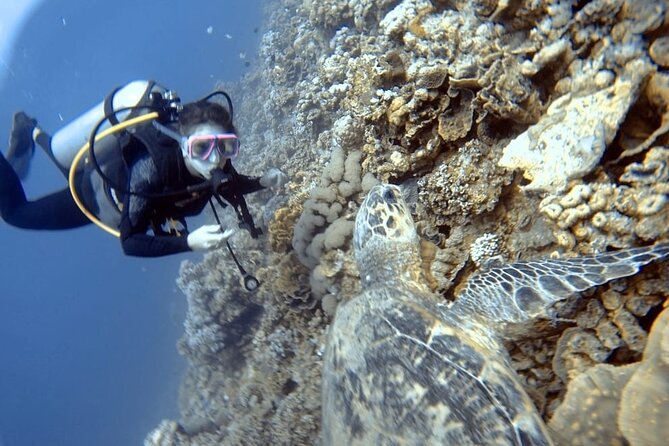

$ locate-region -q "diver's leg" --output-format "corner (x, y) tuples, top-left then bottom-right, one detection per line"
(6, 111), (70, 178)
(5, 112), (37, 179)
(0, 151), (90, 229)
(32, 127), (70, 178)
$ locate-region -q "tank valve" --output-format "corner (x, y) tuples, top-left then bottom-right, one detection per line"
(151, 90), (182, 122)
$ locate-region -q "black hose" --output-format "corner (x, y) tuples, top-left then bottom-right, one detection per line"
(208, 200), (260, 292)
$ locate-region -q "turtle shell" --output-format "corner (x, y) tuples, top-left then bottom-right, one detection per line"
(322, 285), (552, 445)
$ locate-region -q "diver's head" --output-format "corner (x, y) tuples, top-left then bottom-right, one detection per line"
(179, 122), (239, 179)
(164, 101), (239, 179)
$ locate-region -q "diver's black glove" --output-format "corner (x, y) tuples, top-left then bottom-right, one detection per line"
(6, 111), (37, 179)
(210, 168), (231, 194)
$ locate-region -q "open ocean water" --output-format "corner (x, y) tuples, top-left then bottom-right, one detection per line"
(0, 1), (262, 444)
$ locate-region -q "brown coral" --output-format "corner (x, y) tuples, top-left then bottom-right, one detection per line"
(619, 305), (669, 445)
(548, 363), (635, 446)
(268, 198), (304, 253)
(147, 1), (669, 445)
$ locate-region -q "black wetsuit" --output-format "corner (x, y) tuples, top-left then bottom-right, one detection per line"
(0, 130), (91, 230)
(0, 128), (264, 257)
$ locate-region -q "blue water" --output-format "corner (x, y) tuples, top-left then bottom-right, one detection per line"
(0, 1), (262, 444)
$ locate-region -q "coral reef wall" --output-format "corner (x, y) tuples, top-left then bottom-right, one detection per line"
(145, 1), (669, 445)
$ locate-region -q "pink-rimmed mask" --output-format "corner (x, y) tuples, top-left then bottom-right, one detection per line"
(152, 121), (240, 161)
(186, 133), (240, 160)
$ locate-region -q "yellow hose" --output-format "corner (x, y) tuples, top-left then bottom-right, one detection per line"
(68, 111), (160, 237)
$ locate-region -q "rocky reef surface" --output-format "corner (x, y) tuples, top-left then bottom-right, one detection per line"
(145, 1), (669, 444)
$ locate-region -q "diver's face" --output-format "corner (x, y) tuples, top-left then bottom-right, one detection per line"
(181, 123), (229, 179)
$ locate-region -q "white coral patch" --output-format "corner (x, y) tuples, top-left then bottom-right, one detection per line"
(499, 60), (652, 193)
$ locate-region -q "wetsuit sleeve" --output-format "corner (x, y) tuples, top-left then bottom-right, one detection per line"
(119, 153), (191, 257)
(234, 173), (264, 195)
(225, 162), (264, 195)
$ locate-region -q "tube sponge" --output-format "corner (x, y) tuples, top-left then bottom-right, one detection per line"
(324, 218), (355, 250)
(292, 149), (364, 270)
(323, 146), (345, 183)
(338, 151), (362, 198)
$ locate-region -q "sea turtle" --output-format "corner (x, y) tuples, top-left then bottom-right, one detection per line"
(322, 183), (669, 445)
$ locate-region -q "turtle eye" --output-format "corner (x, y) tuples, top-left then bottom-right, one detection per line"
(383, 188), (396, 203)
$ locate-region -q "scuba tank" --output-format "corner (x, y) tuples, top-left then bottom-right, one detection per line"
(51, 80), (167, 171)
(66, 80), (180, 234)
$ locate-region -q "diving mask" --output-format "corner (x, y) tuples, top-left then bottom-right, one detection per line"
(153, 121), (239, 161)
(187, 133), (239, 160)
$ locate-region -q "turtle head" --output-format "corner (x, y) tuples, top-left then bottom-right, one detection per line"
(354, 183), (421, 287)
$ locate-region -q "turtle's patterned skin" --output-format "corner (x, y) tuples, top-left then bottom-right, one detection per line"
(322, 183), (669, 445)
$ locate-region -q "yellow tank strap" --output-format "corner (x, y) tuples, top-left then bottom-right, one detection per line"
(68, 111), (160, 237)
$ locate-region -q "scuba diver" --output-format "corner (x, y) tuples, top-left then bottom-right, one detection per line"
(0, 80), (286, 264)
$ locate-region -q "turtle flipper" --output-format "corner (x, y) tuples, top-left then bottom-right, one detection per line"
(453, 243), (669, 332)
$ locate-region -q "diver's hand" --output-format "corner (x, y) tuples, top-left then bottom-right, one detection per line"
(260, 168), (287, 188)
(187, 224), (235, 251)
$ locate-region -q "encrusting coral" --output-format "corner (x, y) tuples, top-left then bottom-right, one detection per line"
(538, 146), (669, 252)
(499, 58), (652, 193)
(145, 1), (669, 444)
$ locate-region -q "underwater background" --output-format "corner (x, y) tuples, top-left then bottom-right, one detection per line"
(2, 0), (669, 445)
(0, 1), (261, 445)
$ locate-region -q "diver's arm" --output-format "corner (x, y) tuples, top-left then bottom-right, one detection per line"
(235, 166), (287, 193)
(224, 162), (265, 195)
(235, 174), (264, 194)
(120, 220), (191, 257)
(119, 154), (191, 257)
